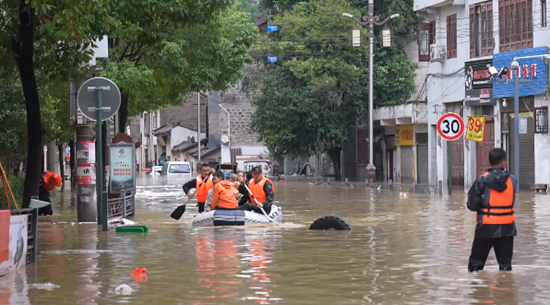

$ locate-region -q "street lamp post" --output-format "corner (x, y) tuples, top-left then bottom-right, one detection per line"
(342, 1), (399, 182)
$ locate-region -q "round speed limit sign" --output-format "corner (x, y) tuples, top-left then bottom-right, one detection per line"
(437, 113), (464, 141)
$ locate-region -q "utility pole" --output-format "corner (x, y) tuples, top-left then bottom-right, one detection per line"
(342, 1), (399, 182)
(197, 92), (201, 165)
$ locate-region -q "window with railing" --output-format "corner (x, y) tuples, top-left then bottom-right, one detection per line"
(535, 106), (548, 133)
(499, 0), (533, 52)
(470, 1), (494, 58)
(418, 21), (435, 62)
(447, 14), (457, 58)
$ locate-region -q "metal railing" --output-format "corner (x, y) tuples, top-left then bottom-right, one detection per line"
(107, 192), (135, 221)
(10, 208), (38, 264)
(365, 180), (443, 195)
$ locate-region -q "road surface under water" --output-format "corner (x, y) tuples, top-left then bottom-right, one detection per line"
(2, 174), (550, 304)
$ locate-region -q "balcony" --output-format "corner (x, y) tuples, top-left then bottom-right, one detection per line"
(414, 0), (464, 12)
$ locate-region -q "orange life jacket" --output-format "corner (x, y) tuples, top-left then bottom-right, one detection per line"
(211, 181), (238, 210)
(248, 176), (274, 204)
(196, 175), (214, 203)
(477, 173), (515, 225)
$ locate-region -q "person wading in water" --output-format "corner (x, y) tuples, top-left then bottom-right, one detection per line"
(467, 148), (517, 272)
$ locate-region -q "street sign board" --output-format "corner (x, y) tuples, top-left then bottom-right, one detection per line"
(109, 141), (136, 193)
(77, 77), (121, 122)
(437, 112), (465, 141)
(267, 25), (279, 32)
(267, 56), (278, 63)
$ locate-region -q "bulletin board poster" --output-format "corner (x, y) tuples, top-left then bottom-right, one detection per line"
(109, 143), (135, 193)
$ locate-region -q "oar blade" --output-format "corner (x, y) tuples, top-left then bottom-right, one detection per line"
(170, 205), (186, 220)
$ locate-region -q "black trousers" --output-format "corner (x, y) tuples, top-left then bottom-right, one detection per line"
(239, 202), (272, 215)
(468, 237), (514, 272)
(197, 202), (205, 213)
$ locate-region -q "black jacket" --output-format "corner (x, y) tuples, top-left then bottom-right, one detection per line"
(238, 180), (274, 206)
(182, 178), (199, 194)
(38, 176), (53, 216)
(467, 168), (517, 239)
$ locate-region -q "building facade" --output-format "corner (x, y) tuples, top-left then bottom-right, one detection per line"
(415, 0), (550, 189)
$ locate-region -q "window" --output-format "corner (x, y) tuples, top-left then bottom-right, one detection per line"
(418, 21), (435, 62)
(499, 0), (533, 52)
(543, 0), (548, 27)
(447, 14), (457, 58)
(535, 106), (548, 133)
(470, 1), (494, 58)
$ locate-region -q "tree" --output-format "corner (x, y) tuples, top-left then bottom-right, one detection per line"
(102, 2), (258, 132)
(0, 79), (27, 174)
(0, 0), (113, 207)
(248, 0), (416, 180)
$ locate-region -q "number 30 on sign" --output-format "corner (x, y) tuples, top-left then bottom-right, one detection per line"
(437, 113), (465, 141)
(465, 115), (486, 142)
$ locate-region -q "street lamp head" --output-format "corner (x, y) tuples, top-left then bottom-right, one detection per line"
(389, 14), (400, 19)
(511, 60), (520, 70)
(342, 12), (354, 19)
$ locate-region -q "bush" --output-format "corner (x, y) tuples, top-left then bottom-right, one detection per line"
(0, 174), (25, 210)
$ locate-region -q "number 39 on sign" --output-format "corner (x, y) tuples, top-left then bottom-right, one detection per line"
(465, 115), (486, 142)
(437, 113), (465, 141)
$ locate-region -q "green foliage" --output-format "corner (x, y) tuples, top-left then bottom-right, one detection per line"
(101, 2), (259, 124)
(0, 80), (27, 160)
(0, 174), (25, 210)
(238, 0), (261, 22)
(248, 0), (416, 163)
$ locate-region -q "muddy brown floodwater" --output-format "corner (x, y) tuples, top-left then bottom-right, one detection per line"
(2, 174), (550, 304)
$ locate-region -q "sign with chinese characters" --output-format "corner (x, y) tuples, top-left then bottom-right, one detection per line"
(465, 115), (486, 142)
(465, 58), (495, 106)
(76, 164), (95, 185)
(493, 46), (549, 98)
(109, 142), (135, 193)
(395, 125), (414, 146)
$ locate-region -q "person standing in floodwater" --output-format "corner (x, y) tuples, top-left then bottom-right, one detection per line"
(467, 148), (517, 272)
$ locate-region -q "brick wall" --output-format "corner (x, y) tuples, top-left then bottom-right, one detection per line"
(160, 93), (207, 132)
(211, 82), (263, 146)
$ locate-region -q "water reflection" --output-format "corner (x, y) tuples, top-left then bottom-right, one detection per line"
(194, 228), (242, 302)
(1, 175), (550, 304)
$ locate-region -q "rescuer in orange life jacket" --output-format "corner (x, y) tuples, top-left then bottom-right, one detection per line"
(238, 166), (275, 214)
(182, 163), (215, 213)
(467, 148), (517, 272)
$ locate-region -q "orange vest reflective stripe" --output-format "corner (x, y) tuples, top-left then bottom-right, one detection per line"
(477, 173), (515, 225)
(248, 176), (274, 203)
(196, 175), (214, 203)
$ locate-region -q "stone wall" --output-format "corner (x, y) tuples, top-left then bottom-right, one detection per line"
(212, 82), (263, 146)
(160, 93), (207, 132)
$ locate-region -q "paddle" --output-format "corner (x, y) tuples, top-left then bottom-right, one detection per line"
(243, 183), (273, 222)
(170, 175), (211, 220)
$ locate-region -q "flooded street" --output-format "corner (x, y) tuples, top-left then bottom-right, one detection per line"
(3, 174), (550, 304)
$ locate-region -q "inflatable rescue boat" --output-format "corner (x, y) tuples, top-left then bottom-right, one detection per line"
(192, 205), (282, 226)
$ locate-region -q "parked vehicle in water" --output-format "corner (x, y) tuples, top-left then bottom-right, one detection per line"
(149, 166), (162, 175)
(161, 161), (192, 177)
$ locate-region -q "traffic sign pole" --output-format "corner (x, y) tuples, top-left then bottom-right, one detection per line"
(78, 77), (121, 230)
(96, 88), (103, 228)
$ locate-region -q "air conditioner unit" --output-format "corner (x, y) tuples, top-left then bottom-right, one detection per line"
(430, 44), (446, 63)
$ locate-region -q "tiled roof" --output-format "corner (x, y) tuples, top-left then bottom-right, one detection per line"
(172, 141), (198, 152)
(153, 124), (173, 136)
(191, 145), (221, 158)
